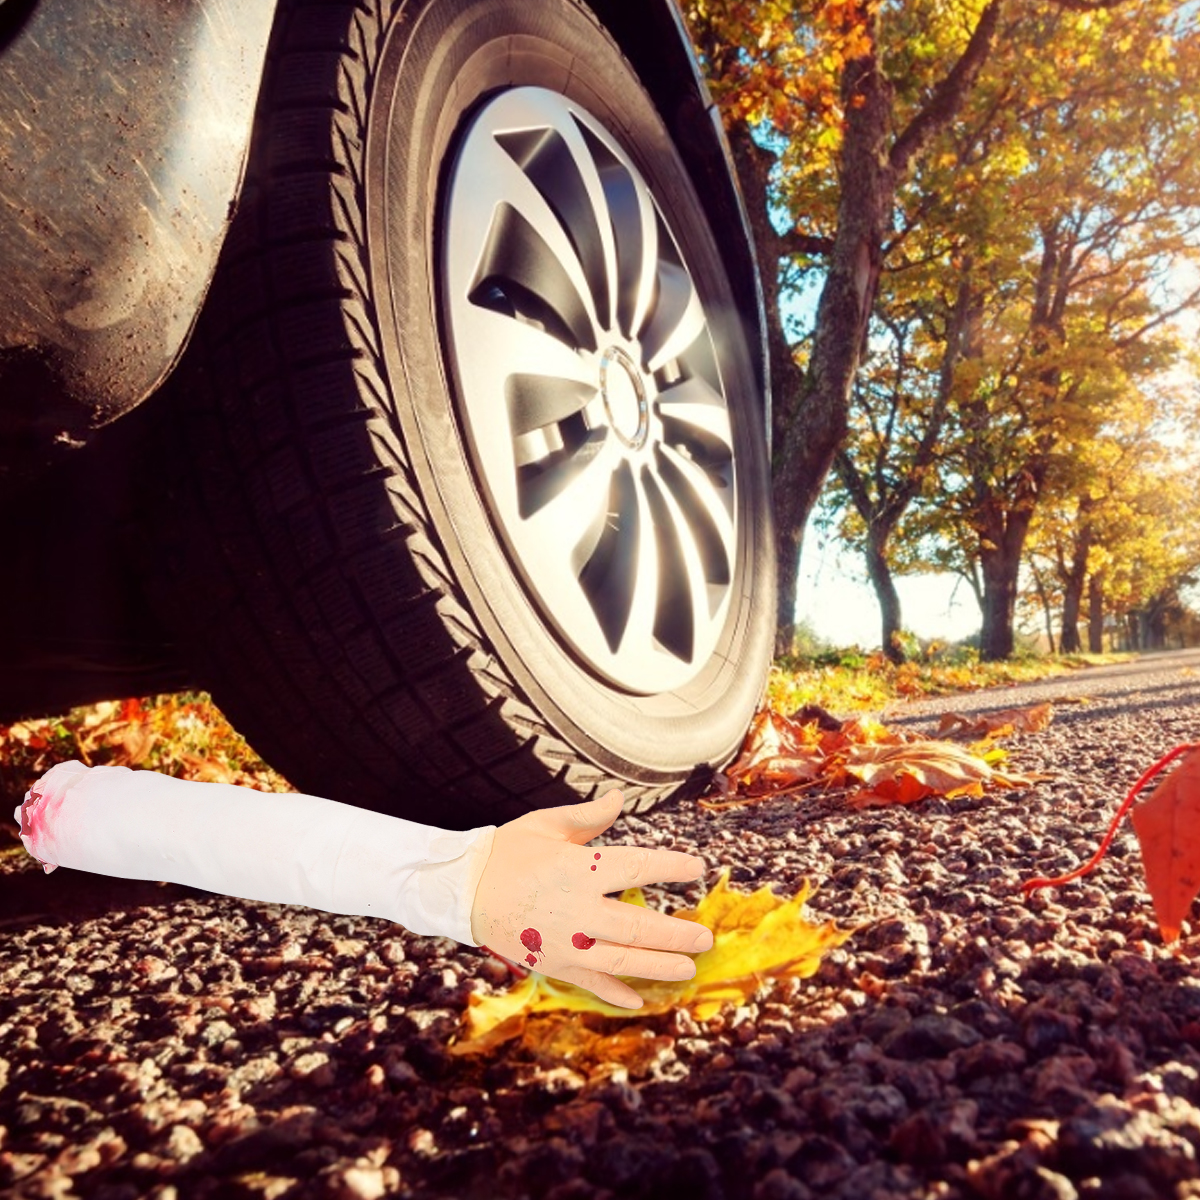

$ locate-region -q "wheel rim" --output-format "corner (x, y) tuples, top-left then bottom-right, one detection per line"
(439, 87), (738, 695)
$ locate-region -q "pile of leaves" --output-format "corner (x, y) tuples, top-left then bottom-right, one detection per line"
(704, 703), (1046, 811)
(0, 693), (291, 805)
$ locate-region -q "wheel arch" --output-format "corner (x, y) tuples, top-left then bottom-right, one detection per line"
(0, 0), (277, 490)
(0, 0), (767, 491)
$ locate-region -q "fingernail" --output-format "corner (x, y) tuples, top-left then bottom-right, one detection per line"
(692, 930), (713, 952)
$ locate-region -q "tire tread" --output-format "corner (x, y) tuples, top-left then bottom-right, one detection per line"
(146, 0), (696, 828)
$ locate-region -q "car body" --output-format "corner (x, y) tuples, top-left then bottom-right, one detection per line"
(0, 0), (774, 826)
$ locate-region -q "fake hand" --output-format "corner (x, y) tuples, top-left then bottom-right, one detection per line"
(469, 789), (713, 1009)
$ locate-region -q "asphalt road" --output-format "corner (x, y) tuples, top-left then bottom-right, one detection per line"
(891, 645), (1200, 730)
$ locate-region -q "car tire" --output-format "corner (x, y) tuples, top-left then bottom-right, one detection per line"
(146, 0), (774, 830)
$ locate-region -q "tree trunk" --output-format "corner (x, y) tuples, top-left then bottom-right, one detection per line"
(1059, 582), (1084, 653)
(1056, 496), (1094, 654)
(980, 552), (1020, 660)
(864, 527), (904, 662)
(1087, 572), (1104, 653)
(975, 475), (1043, 660)
(723, 123), (824, 659)
(773, 524), (802, 656)
(769, 40), (892, 655)
(708, 1), (1002, 657)
(1031, 565), (1056, 654)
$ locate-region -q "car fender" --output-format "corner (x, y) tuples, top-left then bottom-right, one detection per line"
(0, 0), (276, 482)
(590, 0), (770, 443)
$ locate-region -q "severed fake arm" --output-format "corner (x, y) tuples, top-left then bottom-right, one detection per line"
(15, 763), (717, 1008)
(13, 760), (495, 947)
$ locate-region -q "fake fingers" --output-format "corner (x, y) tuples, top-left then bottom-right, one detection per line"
(555, 967), (647, 1010)
(587, 895), (714, 955)
(468, 788), (716, 1008)
(589, 844), (710, 891)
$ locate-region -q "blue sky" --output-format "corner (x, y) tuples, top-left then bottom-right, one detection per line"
(794, 524), (982, 649)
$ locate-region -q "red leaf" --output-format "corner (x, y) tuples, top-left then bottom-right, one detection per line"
(1131, 748), (1200, 944)
(1024, 744), (1200, 944)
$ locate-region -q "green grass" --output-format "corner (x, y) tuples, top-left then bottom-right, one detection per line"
(766, 647), (1130, 716)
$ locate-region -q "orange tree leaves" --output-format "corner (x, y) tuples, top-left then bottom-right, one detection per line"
(684, 0), (873, 163)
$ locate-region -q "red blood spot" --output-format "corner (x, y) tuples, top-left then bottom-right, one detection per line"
(520, 928), (543, 955)
(590, 864), (597, 871)
(571, 932), (596, 950)
(594, 853), (602, 859)
(526, 953), (537, 966)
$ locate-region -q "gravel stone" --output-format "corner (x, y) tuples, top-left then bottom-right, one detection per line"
(2, 650), (1199, 1198)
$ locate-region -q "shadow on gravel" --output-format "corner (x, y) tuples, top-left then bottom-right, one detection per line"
(891, 676), (1199, 731)
(0, 827), (214, 931)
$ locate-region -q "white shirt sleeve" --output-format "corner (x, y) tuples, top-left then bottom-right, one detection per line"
(13, 760), (496, 947)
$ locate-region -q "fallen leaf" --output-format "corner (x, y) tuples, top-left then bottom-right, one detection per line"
(708, 705), (1042, 811)
(120, 727), (158, 765)
(789, 704), (844, 732)
(936, 703), (1053, 740)
(449, 869), (850, 1057)
(841, 739), (1038, 808)
(177, 753), (237, 784)
(1130, 748), (1200, 943)
(1023, 744), (1200, 946)
(518, 1018), (675, 1079)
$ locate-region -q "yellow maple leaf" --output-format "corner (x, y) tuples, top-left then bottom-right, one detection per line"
(449, 870), (850, 1057)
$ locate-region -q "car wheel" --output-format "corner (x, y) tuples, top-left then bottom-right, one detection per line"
(148, 0), (774, 829)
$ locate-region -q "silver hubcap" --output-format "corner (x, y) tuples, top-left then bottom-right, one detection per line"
(440, 87), (738, 694)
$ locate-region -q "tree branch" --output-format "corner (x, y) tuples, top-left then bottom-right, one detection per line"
(780, 228), (835, 258)
(890, 0), (1004, 178)
(1115, 283), (1200, 348)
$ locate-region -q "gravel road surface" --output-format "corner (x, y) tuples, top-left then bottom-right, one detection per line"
(2, 648), (1200, 1200)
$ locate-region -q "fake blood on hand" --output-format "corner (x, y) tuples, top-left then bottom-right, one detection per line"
(520, 927), (544, 966)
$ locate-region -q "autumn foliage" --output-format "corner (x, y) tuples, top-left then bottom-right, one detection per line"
(685, 0), (1200, 660)
(706, 705), (1040, 809)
